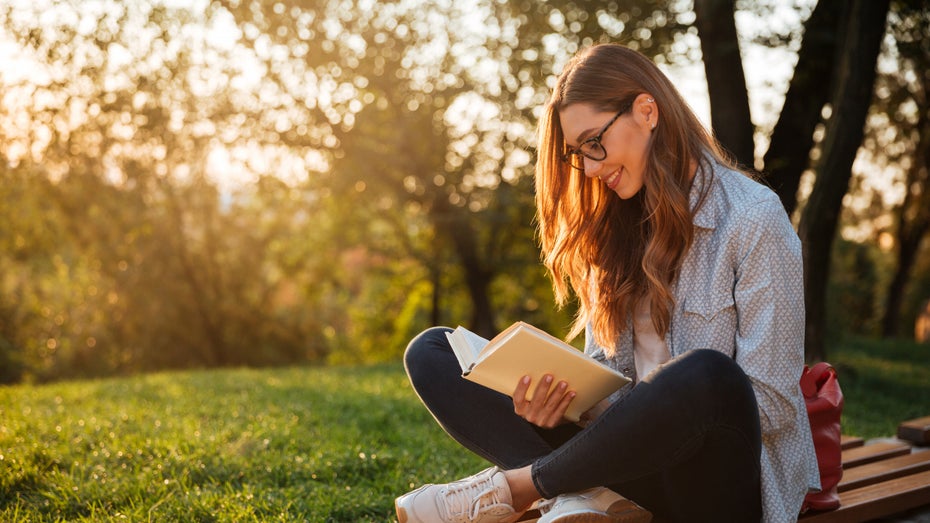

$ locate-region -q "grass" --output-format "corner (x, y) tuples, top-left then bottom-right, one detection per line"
(0, 337), (927, 522)
(0, 365), (484, 522)
(829, 337), (930, 438)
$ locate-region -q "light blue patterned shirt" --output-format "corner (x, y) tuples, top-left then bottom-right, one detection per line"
(586, 159), (821, 522)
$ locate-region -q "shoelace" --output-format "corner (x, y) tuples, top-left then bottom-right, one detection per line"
(439, 471), (506, 521)
(535, 497), (556, 515)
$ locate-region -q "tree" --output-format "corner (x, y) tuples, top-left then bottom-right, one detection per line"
(693, 0), (755, 168)
(0, 1), (333, 380)
(214, 0), (691, 338)
(6, 0), (914, 379)
(877, 0), (930, 338)
(0, 162), (67, 383)
(882, 104), (930, 338)
(798, 0), (891, 360)
(761, 0), (846, 214)
(695, 0), (891, 360)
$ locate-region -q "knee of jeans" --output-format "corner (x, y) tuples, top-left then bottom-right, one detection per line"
(685, 349), (752, 393)
(403, 326), (454, 376)
(686, 349), (738, 375)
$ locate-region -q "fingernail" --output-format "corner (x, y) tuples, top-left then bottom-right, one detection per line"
(544, 375), (552, 384)
(522, 375), (530, 384)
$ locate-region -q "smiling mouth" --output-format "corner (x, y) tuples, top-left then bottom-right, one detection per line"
(602, 168), (622, 190)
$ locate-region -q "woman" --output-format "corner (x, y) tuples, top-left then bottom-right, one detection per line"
(396, 43), (819, 523)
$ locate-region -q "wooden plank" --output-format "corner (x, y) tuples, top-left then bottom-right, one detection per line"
(841, 435), (864, 450)
(799, 469), (930, 522)
(839, 451), (930, 492)
(898, 416), (930, 446)
(842, 441), (912, 468)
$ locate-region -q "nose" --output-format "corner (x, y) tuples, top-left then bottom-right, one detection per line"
(582, 156), (603, 177)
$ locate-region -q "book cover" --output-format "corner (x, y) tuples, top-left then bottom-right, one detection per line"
(446, 322), (630, 422)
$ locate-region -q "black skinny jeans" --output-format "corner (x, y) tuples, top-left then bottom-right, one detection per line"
(404, 326), (763, 522)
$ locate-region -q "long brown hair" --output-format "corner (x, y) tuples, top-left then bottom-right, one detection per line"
(535, 43), (733, 354)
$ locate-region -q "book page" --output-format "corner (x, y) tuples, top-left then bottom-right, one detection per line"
(446, 327), (489, 373)
(460, 328), (490, 356)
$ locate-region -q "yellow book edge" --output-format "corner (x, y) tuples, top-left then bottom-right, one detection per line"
(446, 321), (630, 422)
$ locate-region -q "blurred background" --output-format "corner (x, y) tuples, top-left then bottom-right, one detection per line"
(0, 0), (927, 385)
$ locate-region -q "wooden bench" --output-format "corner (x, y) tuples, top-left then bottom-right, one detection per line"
(799, 416), (930, 522)
(898, 416), (930, 446)
(518, 417), (930, 522)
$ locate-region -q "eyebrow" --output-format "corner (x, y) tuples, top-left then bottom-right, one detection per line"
(571, 127), (600, 146)
(569, 101), (633, 146)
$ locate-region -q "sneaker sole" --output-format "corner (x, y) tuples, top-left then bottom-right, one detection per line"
(396, 499), (525, 523)
(545, 500), (652, 523)
(395, 502), (409, 523)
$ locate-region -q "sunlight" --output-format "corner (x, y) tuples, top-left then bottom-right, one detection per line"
(0, 0), (905, 234)
(0, 0), (815, 191)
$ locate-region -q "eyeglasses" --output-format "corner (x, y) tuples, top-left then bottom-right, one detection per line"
(561, 102), (633, 170)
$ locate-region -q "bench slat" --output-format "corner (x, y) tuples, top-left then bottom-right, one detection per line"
(842, 441), (912, 468)
(841, 435), (864, 450)
(839, 450), (930, 492)
(898, 416), (930, 446)
(799, 469), (930, 522)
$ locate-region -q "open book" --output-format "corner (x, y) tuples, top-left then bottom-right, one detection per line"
(446, 321), (630, 422)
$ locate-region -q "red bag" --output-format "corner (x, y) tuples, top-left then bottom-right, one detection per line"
(799, 362), (843, 512)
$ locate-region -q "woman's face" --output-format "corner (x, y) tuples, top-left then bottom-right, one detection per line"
(558, 94), (657, 199)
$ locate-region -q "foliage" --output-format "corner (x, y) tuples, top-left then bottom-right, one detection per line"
(0, 340), (926, 521)
(1, 0), (929, 382)
(826, 239), (883, 339)
(0, 0), (688, 381)
(872, 0), (930, 337)
(214, 0), (694, 337)
(0, 2), (345, 381)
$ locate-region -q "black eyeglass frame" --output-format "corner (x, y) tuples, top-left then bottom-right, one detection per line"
(561, 101), (634, 170)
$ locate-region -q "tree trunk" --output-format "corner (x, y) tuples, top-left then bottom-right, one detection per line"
(761, 0), (846, 215)
(798, 0), (890, 362)
(882, 108), (930, 337)
(693, 0), (755, 169)
(883, 226), (929, 337)
(430, 198), (497, 338)
(163, 186), (227, 367)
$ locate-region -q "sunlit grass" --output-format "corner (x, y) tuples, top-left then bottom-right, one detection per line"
(0, 365), (482, 522)
(0, 337), (926, 521)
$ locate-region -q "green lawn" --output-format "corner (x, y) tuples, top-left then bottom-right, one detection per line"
(828, 337), (930, 438)
(0, 365), (484, 522)
(0, 338), (927, 522)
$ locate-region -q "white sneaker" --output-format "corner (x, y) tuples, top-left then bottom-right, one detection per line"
(395, 466), (525, 523)
(537, 487), (652, 523)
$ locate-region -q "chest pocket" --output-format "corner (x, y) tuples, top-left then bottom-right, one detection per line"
(679, 292), (737, 351)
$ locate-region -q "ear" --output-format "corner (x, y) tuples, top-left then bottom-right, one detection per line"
(633, 93), (658, 132)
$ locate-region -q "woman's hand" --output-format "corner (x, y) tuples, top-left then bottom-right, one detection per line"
(512, 374), (576, 428)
